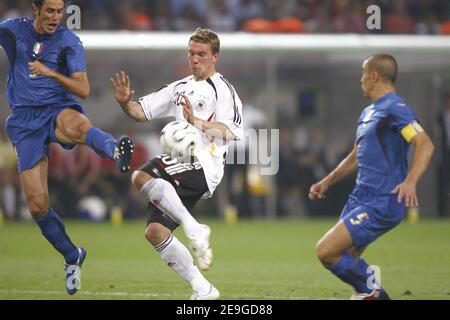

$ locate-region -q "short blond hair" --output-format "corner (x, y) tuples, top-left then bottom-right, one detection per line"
(189, 28), (220, 54)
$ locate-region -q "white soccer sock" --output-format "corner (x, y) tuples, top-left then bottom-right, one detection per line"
(156, 234), (211, 294)
(140, 178), (202, 236)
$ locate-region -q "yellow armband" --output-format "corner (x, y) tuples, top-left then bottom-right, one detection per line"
(400, 121), (424, 143)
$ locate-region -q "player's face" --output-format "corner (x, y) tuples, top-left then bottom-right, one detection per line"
(361, 60), (374, 99)
(33, 0), (65, 35)
(188, 41), (218, 81)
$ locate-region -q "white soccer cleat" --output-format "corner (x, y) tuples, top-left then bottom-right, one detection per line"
(350, 292), (370, 300)
(190, 285), (220, 300)
(350, 289), (390, 300)
(188, 224), (213, 271)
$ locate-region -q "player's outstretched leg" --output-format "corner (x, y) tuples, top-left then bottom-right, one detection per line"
(55, 109), (134, 173)
(134, 172), (213, 271)
(85, 128), (134, 173)
(146, 223), (220, 300)
(113, 135), (134, 173)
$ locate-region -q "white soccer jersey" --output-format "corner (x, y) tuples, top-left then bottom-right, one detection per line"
(138, 72), (244, 197)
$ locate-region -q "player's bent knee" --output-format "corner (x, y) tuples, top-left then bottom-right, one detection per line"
(145, 223), (171, 246)
(78, 122), (93, 137)
(60, 121), (93, 144)
(131, 170), (153, 191)
(315, 240), (334, 266)
(26, 194), (49, 216)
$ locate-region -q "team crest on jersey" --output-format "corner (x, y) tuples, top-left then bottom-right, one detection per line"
(194, 99), (207, 112)
(33, 42), (43, 56)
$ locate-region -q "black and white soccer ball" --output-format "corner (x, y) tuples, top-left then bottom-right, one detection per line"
(160, 121), (200, 160)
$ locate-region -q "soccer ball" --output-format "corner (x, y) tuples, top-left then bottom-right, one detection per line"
(160, 121), (200, 160)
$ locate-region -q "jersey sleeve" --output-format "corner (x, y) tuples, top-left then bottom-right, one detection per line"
(138, 85), (175, 120)
(0, 19), (19, 59)
(215, 85), (244, 141)
(65, 35), (87, 75)
(0, 18), (19, 37)
(390, 106), (424, 143)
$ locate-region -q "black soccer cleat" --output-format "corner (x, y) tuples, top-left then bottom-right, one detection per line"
(114, 135), (134, 173)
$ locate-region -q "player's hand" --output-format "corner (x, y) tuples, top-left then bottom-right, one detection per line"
(111, 71), (135, 104)
(181, 94), (196, 124)
(308, 180), (329, 200)
(29, 60), (55, 77)
(391, 181), (419, 207)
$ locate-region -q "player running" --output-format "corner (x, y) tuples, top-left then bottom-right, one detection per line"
(309, 54), (435, 300)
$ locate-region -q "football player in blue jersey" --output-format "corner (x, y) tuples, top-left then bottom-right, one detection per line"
(0, 0), (134, 295)
(309, 54), (435, 300)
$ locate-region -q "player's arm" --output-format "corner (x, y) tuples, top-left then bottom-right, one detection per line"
(181, 94), (234, 141)
(391, 128), (435, 207)
(0, 19), (19, 58)
(309, 144), (358, 200)
(111, 71), (146, 122)
(28, 61), (90, 100)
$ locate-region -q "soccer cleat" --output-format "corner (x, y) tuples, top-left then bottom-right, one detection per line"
(190, 285), (220, 300)
(114, 135), (134, 173)
(65, 247), (87, 295)
(188, 224), (213, 271)
(350, 288), (391, 300)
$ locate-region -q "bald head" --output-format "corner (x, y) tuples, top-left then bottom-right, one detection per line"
(365, 54), (398, 85)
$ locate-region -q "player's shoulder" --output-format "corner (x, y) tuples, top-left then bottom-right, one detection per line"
(212, 72), (233, 88)
(211, 72), (238, 99)
(57, 27), (83, 46)
(169, 75), (194, 88)
(385, 93), (414, 114)
(0, 17), (29, 31)
(359, 104), (374, 120)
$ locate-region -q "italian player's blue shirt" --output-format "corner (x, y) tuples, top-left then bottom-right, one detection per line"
(0, 18), (86, 109)
(355, 92), (422, 194)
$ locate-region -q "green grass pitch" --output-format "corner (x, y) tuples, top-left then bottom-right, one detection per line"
(0, 219), (449, 300)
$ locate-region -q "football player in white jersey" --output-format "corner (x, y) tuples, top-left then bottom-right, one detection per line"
(111, 28), (243, 300)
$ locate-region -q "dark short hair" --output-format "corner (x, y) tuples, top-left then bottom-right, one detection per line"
(366, 54), (398, 84)
(33, 0), (65, 8)
(189, 28), (220, 54)
(33, 0), (44, 7)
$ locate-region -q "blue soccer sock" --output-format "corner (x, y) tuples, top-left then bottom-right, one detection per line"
(356, 257), (370, 275)
(327, 252), (372, 294)
(33, 209), (79, 264)
(85, 127), (117, 160)
(356, 257), (385, 291)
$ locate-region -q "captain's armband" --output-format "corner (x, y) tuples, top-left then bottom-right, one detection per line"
(400, 121), (424, 143)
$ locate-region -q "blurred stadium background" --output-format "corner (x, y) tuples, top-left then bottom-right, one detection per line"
(1, 0), (450, 300)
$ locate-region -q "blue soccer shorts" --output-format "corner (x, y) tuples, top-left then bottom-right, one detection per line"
(339, 185), (405, 248)
(5, 103), (84, 173)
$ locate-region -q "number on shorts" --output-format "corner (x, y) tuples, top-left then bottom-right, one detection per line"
(350, 212), (369, 225)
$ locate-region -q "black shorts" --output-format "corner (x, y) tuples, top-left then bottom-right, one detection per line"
(139, 154), (209, 231)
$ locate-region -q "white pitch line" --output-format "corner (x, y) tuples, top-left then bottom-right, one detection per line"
(0, 289), (176, 298)
(0, 289), (331, 300)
